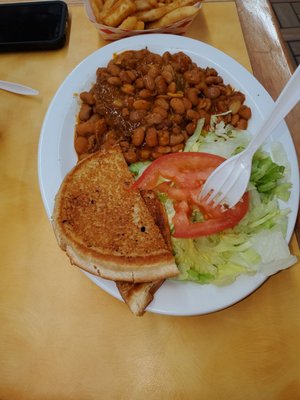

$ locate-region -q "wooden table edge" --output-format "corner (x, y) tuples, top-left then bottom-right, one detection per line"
(236, 0), (300, 246)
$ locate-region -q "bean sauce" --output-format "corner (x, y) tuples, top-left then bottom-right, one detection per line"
(75, 49), (252, 164)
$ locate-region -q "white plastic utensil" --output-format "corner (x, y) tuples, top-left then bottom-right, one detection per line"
(0, 80), (39, 96)
(200, 64), (300, 208)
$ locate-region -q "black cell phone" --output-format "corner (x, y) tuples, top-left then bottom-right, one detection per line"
(0, 1), (68, 52)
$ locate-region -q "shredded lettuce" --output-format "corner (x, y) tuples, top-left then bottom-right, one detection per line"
(170, 185), (296, 286)
(129, 161), (151, 178)
(169, 119), (297, 284)
(184, 118), (250, 158)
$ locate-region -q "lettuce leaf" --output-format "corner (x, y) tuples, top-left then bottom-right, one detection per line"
(250, 150), (292, 203)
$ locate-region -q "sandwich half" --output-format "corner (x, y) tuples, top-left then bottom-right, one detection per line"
(116, 189), (173, 316)
(52, 147), (178, 284)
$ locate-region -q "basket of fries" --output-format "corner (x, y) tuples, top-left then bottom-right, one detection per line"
(84, 0), (202, 41)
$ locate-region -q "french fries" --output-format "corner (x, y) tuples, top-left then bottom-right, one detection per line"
(118, 15), (138, 29)
(102, 0), (137, 27)
(90, 0), (201, 31)
(147, 5), (199, 28)
(90, 0), (104, 21)
(134, 20), (145, 30)
(135, 0), (158, 11)
(136, 0), (196, 22)
(102, 0), (117, 12)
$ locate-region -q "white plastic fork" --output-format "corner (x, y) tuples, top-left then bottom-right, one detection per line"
(0, 80), (39, 96)
(200, 64), (300, 208)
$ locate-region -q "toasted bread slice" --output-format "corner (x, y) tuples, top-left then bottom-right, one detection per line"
(116, 280), (164, 316)
(116, 190), (172, 316)
(52, 147), (178, 283)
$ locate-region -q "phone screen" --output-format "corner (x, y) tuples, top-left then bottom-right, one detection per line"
(0, 1), (68, 50)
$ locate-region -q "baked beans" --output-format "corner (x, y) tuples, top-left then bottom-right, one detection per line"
(75, 49), (251, 163)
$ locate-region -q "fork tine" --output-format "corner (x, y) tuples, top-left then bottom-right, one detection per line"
(210, 166), (251, 208)
(205, 188), (223, 205)
(201, 176), (223, 199)
(200, 159), (235, 200)
(201, 161), (244, 207)
(210, 190), (227, 206)
(200, 164), (234, 204)
(210, 174), (238, 205)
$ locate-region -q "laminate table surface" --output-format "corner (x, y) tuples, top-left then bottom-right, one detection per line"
(0, 2), (299, 399)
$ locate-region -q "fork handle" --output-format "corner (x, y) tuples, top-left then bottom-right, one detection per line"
(0, 80), (39, 96)
(246, 64), (300, 156)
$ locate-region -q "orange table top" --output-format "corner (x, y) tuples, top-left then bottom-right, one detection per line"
(0, 2), (299, 399)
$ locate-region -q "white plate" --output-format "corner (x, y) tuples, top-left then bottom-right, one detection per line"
(38, 34), (299, 316)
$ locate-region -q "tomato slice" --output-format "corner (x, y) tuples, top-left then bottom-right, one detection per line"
(131, 152), (250, 238)
(172, 194), (249, 238)
(132, 152), (225, 190)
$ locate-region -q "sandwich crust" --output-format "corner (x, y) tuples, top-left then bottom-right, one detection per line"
(52, 147), (178, 282)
